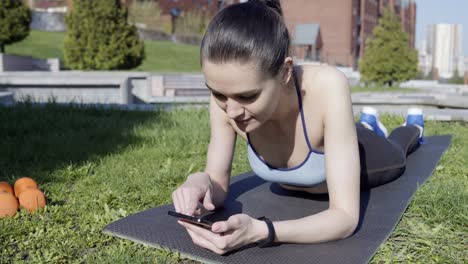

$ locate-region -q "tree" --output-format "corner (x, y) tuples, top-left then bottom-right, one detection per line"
(425, 68), (434, 80)
(359, 9), (418, 86)
(447, 69), (464, 84)
(0, 0), (31, 53)
(64, 0), (145, 70)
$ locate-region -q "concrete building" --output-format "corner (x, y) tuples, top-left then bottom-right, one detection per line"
(465, 56), (468, 84)
(418, 40), (432, 76)
(424, 24), (464, 79)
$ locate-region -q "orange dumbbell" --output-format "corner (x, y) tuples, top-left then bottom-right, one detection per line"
(14, 177), (38, 198)
(14, 177), (46, 213)
(0, 182), (19, 218)
(0, 181), (14, 195)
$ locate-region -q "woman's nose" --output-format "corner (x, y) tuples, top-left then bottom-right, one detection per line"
(225, 99), (243, 119)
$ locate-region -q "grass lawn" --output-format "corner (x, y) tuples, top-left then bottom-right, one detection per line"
(4, 31), (66, 63)
(134, 40), (201, 73)
(0, 104), (466, 263)
(5, 30), (201, 72)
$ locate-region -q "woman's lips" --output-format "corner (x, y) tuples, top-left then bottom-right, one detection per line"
(235, 117), (252, 123)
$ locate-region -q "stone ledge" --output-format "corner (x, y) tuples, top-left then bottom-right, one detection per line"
(352, 92), (468, 109)
(352, 106), (468, 122)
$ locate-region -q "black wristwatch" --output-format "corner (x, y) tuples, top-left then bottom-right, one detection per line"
(256, 216), (276, 248)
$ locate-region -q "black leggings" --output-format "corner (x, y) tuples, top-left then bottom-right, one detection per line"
(357, 123), (421, 189)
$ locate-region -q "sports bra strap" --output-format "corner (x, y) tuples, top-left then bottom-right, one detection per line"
(292, 68), (315, 152)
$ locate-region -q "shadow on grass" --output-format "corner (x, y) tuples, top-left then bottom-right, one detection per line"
(0, 103), (166, 185)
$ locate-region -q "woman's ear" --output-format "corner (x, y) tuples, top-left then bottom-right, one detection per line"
(282, 57), (294, 84)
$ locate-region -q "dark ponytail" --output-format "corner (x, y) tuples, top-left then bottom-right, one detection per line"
(201, 0), (290, 78)
(254, 0), (283, 16)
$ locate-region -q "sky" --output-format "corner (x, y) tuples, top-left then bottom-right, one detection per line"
(415, 0), (468, 56)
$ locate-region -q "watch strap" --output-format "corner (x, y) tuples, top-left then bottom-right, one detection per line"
(256, 216), (276, 248)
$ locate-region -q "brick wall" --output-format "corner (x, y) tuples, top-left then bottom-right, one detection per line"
(282, 0), (355, 67)
(360, 0), (381, 60)
(157, 0), (219, 16)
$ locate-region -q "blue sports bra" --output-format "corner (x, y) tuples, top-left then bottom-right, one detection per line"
(247, 71), (326, 187)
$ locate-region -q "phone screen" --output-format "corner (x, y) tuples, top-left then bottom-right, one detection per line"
(168, 211), (214, 229)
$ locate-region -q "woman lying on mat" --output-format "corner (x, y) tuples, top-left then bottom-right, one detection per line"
(172, 0), (424, 255)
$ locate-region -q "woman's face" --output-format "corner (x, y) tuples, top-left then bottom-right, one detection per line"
(202, 60), (284, 132)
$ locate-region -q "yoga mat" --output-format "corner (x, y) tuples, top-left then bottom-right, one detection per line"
(103, 135), (451, 264)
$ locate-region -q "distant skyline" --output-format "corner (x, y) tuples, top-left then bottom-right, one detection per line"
(415, 0), (468, 56)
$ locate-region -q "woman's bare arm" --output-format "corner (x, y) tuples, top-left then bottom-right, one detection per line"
(268, 66), (361, 243)
(204, 95), (237, 208)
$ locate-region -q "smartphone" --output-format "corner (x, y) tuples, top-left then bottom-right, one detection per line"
(168, 211), (214, 230)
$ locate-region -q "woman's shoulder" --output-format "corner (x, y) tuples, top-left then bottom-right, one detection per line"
(297, 64), (348, 91)
(297, 64), (351, 124)
(297, 64), (350, 105)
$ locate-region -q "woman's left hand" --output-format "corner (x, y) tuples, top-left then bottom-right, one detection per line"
(178, 213), (265, 255)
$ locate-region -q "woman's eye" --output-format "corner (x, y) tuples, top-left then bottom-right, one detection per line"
(212, 92), (227, 100)
(238, 94), (258, 101)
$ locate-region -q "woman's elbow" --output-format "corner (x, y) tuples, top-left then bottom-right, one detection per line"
(341, 213), (359, 239)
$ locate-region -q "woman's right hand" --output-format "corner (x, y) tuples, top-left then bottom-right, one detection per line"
(172, 172), (216, 216)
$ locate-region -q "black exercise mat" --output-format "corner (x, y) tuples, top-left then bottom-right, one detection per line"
(103, 135), (451, 264)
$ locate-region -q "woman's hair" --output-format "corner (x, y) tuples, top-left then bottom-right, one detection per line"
(200, 0), (291, 78)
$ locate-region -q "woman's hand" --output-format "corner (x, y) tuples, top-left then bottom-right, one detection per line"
(172, 172), (216, 216)
(178, 214), (267, 255)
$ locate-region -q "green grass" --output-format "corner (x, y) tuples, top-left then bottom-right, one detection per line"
(5, 31), (66, 63)
(0, 104), (466, 263)
(134, 40), (200, 72)
(5, 30), (201, 72)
